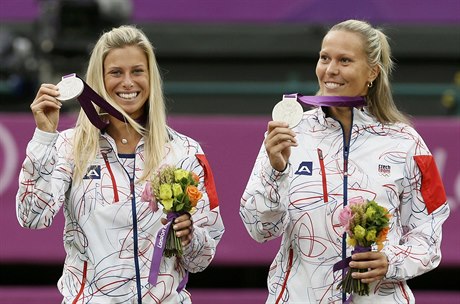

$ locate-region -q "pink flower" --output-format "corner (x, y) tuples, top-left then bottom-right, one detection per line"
(141, 183), (158, 212)
(338, 205), (353, 233)
(149, 200), (159, 213)
(348, 197), (365, 206)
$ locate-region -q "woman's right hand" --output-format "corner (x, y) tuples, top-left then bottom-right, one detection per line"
(264, 121), (298, 172)
(30, 84), (62, 133)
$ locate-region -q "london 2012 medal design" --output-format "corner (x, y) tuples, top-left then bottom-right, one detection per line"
(272, 95), (303, 128)
(56, 74), (84, 101)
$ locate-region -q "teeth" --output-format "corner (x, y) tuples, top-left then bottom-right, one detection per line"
(324, 82), (342, 89)
(118, 92), (137, 99)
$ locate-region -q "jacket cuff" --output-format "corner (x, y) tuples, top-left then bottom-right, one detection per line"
(381, 247), (398, 280)
(262, 160), (290, 181)
(32, 128), (59, 144)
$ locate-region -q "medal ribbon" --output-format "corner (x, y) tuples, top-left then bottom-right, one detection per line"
(284, 93), (367, 107)
(148, 212), (189, 292)
(332, 245), (372, 304)
(62, 74), (126, 129)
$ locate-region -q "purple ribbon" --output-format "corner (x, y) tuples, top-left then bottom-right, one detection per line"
(333, 245), (372, 272)
(284, 93), (367, 107)
(64, 74), (126, 130)
(333, 246), (372, 304)
(148, 212), (189, 292)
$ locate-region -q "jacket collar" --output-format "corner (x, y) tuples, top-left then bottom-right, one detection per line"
(315, 106), (377, 127)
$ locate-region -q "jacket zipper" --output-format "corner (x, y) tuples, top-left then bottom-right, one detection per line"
(275, 248), (294, 304)
(102, 145), (142, 303)
(317, 148), (328, 203)
(130, 177), (142, 304)
(339, 111), (353, 304)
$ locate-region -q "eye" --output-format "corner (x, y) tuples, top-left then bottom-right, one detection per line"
(319, 54), (329, 62)
(340, 57), (352, 64)
(109, 70), (122, 76)
(133, 68), (145, 75)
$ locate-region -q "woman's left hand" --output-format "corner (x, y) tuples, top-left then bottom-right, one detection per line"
(349, 251), (388, 283)
(162, 214), (193, 247)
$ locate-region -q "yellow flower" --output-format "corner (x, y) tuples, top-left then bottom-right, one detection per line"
(161, 198), (174, 211)
(347, 237), (357, 247)
(172, 183), (183, 197)
(354, 225), (366, 240)
(174, 169), (189, 182)
(365, 206), (376, 220)
(159, 184), (173, 200)
(366, 229), (377, 242)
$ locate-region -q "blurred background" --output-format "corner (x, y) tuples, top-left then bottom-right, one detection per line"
(1, 0), (459, 303)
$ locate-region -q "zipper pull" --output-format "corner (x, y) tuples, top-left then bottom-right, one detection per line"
(317, 148), (323, 160)
(343, 146), (349, 177)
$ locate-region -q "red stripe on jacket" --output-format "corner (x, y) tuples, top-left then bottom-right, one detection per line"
(196, 154), (219, 210)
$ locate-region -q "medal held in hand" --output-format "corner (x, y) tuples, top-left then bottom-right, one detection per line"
(55, 73), (126, 129)
(272, 93), (368, 128)
(272, 95), (304, 128)
(55, 74), (85, 102)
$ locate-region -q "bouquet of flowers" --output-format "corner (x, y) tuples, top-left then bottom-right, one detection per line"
(142, 165), (202, 257)
(336, 198), (391, 297)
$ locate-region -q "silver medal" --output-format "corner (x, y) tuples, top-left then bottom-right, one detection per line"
(56, 74), (84, 101)
(272, 95), (303, 128)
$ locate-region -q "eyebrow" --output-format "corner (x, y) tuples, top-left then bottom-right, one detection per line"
(105, 64), (147, 70)
(319, 49), (356, 57)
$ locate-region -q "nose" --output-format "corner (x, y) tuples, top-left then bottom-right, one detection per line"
(326, 60), (339, 75)
(122, 74), (134, 88)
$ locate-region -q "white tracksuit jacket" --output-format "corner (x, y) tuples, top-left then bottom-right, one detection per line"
(17, 127), (224, 303)
(240, 107), (450, 304)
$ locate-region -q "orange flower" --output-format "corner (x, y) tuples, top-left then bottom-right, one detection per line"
(186, 185), (202, 206)
(376, 231), (387, 251)
(191, 172), (200, 183)
(383, 207), (392, 219)
(376, 226), (389, 247)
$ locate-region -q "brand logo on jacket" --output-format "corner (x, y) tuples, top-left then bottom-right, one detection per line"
(84, 165), (101, 179)
(378, 164), (391, 177)
(295, 161), (313, 175)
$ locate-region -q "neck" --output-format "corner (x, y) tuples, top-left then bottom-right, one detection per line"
(106, 118), (142, 151)
(326, 106), (353, 144)
(326, 106), (352, 123)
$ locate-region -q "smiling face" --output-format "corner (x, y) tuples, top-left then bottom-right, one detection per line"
(316, 30), (378, 97)
(103, 45), (150, 119)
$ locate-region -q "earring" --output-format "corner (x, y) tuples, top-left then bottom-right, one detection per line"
(367, 81), (373, 88)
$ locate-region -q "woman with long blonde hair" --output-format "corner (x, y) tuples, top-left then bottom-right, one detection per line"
(17, 25), (224, 303)
(241, 19), (448, 303)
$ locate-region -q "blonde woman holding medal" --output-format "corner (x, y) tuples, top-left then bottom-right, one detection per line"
(17, 25), (224, 303)
(240, 19), (449, 303)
